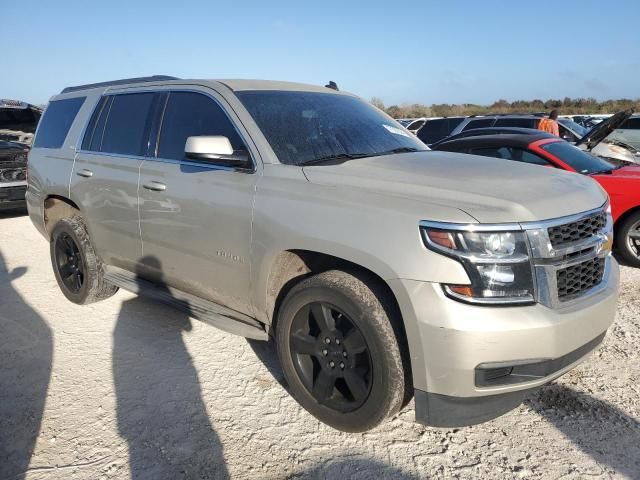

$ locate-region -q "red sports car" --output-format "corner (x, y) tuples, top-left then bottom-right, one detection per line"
(434, 131), (640, 267)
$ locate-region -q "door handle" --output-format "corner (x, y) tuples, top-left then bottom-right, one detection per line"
(143, 181), (167, 192)
(76, 169), (93, 178)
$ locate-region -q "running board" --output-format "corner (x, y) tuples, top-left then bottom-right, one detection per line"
(104, 266), (268, 341)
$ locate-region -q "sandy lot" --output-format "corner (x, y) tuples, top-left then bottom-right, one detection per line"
(0, 212), (639, 480)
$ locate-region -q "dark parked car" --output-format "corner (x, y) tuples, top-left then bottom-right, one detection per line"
(418, 114), (593, 147)
(415, 116), (465, 144)
(0, 140), (29, 211)
(0, 99), (41, 145)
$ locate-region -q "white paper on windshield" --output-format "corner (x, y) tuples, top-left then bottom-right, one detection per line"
(382, 124), (412, 138)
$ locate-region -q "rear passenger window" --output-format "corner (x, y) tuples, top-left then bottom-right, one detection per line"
(157, 92), (245, 161)
(100, 93), (156, 156)
(33, 97), (86, 148)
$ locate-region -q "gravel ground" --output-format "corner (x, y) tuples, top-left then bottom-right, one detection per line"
(1, 212), (639, 480)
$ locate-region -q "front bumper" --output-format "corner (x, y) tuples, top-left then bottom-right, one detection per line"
(388, 257), (619, 426)
(0, 183), (27, 211)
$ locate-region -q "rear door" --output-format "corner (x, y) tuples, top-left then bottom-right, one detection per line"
(138, 88), (259, 316)
(71, 92), (160, 272)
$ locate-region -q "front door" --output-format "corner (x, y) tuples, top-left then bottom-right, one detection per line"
(138, 89), (258, 316)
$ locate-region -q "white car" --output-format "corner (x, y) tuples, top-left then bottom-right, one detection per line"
(606, 114), (640, 150)
(560, 114), (638, 164)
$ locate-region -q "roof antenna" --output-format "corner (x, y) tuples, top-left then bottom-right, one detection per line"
(325, 81), (339, 91)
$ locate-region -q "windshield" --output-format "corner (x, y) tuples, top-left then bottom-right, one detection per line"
(540, 141), (615, 174)
(236, 91), (427, 165)
(558, 119), (587, 136)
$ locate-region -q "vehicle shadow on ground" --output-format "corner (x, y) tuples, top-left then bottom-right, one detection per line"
(112, 256), (229, 479)
(0, 251), (52, 480)
(528, 384), (640, 477)
(247, 338), (288, 389)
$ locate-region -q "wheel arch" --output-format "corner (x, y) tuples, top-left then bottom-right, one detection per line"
(264, 249), (414, 405)
(265, 250), (400, 324)
(43, 195), (81, 238)
(614, 204), (640, 237)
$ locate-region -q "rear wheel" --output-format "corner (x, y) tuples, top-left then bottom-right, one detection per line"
(50, 216), (118, 304)
(615, 211), (640, 267)
(276, 270), (407, 432)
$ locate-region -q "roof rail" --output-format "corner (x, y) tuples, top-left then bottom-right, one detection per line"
(60, 75), (180, 94)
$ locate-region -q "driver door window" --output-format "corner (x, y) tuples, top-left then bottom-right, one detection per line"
(157, 92), (246, 161)
(470, 146), (553, 166)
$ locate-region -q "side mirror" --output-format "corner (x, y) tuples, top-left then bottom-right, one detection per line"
(184, 136), (250, 167)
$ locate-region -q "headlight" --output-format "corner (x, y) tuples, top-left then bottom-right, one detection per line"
(421, 225), (535, 305)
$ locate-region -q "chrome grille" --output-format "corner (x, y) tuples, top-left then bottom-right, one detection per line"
(556, 258), (605, 300)
(547, 212), (606, 247)
(524, 205), (612, 308)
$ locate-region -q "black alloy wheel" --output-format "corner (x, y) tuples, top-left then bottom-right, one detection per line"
(50, 216), (118, 305)
(276, 269), (408, 432)
(289, 301), (372, 412)
(54, 232), (85, 293)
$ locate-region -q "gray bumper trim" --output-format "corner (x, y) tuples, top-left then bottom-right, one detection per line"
(414, 388), (534, 428)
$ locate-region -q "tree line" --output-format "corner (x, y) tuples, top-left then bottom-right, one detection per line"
(370, 97), (639, 118)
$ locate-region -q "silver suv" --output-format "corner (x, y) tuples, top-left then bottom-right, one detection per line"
(27, 76), (619, 432)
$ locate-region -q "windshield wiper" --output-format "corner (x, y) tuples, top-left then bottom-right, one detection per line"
(376, 147), (422, 155)
(298, 152), (373, 166)
(299, 147), (423, 166)
(589, 169), (614, 175)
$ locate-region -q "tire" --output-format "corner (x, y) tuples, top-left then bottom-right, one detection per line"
(615, 211), (640, 268)
(275, 269), (408, 432)
(50, 216), (118, 304)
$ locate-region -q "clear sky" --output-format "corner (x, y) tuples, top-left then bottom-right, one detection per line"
(4, 0), (639, 106)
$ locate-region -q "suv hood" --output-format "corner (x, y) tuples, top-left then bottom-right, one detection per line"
(303, 151), (607, 224)
(575, 109), (634, 150)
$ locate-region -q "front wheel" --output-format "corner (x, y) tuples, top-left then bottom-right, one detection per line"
(275, 270), (408, 432)
(615, 211), (640, 268)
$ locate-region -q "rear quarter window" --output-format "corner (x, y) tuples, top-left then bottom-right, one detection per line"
(33, 97), (86, 149)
